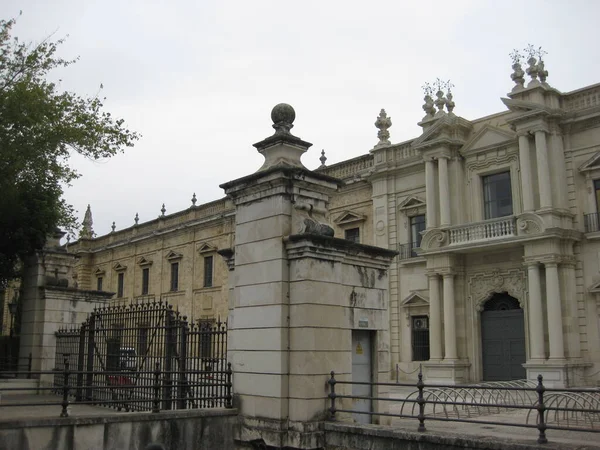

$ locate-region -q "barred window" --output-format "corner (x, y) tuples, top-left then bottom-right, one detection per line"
(204, 256), (213, 288)
(344, 227), (360, 243)
(97, 277), (103, 292)
(141, 268), (150, 295)
(412, 315), (430, 361)
(117, 273), (124, 298)
(170, 262), (179, 292)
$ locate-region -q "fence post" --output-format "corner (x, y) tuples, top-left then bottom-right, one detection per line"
(152, 362), (161, 413)
(60, 355), (70, 417)
(75, 321), (87, 401)
(225, 362), (233, 408)
(328, 371), (337, 420)
(163, 307), (174, 410)
(416, 366), (426, 432)
(27, 352), (32, 379)
(536, 374), (547, 444)
(85, 314), (96, 401)
(177, 316), (189, 410)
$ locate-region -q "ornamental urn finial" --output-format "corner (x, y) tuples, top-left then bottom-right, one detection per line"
(374, 109), (392, 147)
(509, 49), (525, 91)
(271, 103), (296, 136)
(421, 82), (435, 119)
(319, 149), (327, 167)
(536, 47), (548, 83)
(525, 44), (539, 85)
(445, 81), (455, 114)
(134, 213), (139, 225)
(80, 204), (94, 239)
(433, 78), (447, 116)
(191, 193), (197, 206)
(111, 221), (116, 233)
(160, 204), (166, 217)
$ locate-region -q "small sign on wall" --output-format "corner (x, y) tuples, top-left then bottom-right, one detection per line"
(356, 342), (363, 355)
(358, 318), (369, 328)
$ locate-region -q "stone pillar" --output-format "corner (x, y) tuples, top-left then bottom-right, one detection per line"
(560, 259), (581, 359)
(442, 273), (457, 361)
(526, 262), (545, 360)
(545, 262), (565, 360)
(427, 273), (442, 360)
(535, 130), (553, 209)
(518, 133), (534, 212)
(438, 156), (451, 227)
(425, 159), (438, 228)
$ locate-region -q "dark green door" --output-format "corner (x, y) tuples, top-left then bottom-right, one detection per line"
(481, 294), (526, 381)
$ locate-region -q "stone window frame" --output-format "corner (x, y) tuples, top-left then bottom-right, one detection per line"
(466, 154), (521, 223)
(113, 263), (127, 298)
(137, 257), (153, 296)
(198, 243), (218, 289)
(166, 251), (183, 293)
(334, 211), (367, 243)
(401, 292), (430, 362)
(397, 196), (426, 258)
(94, 268), (106, 292)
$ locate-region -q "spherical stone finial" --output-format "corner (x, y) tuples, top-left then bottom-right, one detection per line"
(271, 103), (295, 126)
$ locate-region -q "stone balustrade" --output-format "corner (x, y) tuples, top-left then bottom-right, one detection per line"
(564, 84), (600, 112)
(447, 216), (517, 245)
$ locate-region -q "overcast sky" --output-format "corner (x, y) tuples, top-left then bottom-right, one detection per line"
(2, 1), (599, 237)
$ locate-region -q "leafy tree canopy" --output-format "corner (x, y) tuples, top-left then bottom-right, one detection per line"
(0, 15), (140, 287)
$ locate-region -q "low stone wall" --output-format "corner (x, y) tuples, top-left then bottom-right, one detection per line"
(0, 408), (237, 450)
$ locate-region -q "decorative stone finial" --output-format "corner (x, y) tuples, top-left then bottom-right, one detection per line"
(421, 83), (435, 119)
(271, 103), (296, 136)
(374, 109), (392, 147)
(525, 44), (539, 85)
(80, 204), (94, 239)
(319, 149), (327, 168)
(134, 213), (139, 225)
(111, 221), (116, 233)
(191, 193), (197, 206)
(536, 47), (548, 83)
(445, 81), (455, 114)
(160, 204), (166, 217)
(509, 49), (525, 91)
(434, 78), (447, 116)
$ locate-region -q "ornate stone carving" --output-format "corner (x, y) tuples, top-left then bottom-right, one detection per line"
(299, 218), (334, 237)
(421, 83), (435, 119)
(319, 149), (327, 167)
(375, 109), (392, 147)
(80, 205), (94, 239)
(509, 49), (525, 90)
(468, 269), (525, 312)
(420, 229), (448, 250)
(434, 78), (447, 116)
(516, 212), (544, 235)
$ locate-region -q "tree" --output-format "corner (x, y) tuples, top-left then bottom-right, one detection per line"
(0, 15), (140, 287)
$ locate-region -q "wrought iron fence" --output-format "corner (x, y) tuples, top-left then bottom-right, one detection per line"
(52, 300), (231, 412)
(327, 370), (600, 444)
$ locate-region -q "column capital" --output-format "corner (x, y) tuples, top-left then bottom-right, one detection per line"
(426, 271), (440, 279)
(516, 130), (531, 138)
(523, 259), (540, 268)
(560, 255), (577, 268)
(442, 272), (455, 279)
(532, 126), (550, 135)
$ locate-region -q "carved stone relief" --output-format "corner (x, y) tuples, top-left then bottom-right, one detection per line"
(468, 269), (526, 312)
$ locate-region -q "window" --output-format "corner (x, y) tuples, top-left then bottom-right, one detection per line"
(170, 262), (179, 292)
(410, 215), (426, 254)
(97, 277), (103, 291)
(204, 256), (213, 288)
(483, 171), (513, 219)
(412, 316), (430, 361)
(344, 227), (360, 243)
(141, 268), (149, 295)
(117, 272), (124, 298)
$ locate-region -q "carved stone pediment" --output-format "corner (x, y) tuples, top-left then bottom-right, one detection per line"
(113, 262), (127, 272)
(401, 291), (429, 307)
(468, 269), (525, 312)
(137, 256), (153, 267)
(398, 196), (426, 216)
(460, 124), (516, 156)
(94, 268), (106, 276)
(516, 212), (544, 235)
(166, 250), (183, 261)
(579, 151), (600, 173)
(334, 211), (366, 226)
(419, 229), (448, 251)
(198, 242), (217, 254)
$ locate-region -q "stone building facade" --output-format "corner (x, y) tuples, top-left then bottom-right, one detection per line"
(59, 54), (600, 387)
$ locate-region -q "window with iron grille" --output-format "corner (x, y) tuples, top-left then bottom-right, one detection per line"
(170, 262), (179, 292)
(483, 171), (513, 219)
(97, 276), (103, 291)
(204, 256), (213, 288)
(141, 268), (149, 295)
(410, 215), (426, 255)
(117, 272), (124, 298)
(412, 315), (430, 361)
(345, 227), (360, 243)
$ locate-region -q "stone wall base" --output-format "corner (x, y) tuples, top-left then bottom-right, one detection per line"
(524, 360), (592, 388)
(422, 360), (471, 385)
(236, 416), (324, 450)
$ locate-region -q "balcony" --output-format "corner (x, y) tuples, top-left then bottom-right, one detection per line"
(398, 242), (421, 260)
(447, 216), (517, 246)
(584, 213), (600, 233)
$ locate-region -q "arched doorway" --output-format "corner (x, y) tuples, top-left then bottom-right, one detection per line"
(481, 293), (526, 381)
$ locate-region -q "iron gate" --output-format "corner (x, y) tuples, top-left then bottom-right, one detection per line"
(54, 300), (230, 411)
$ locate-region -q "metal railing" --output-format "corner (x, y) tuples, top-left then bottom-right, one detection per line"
(398, 242), (421, 260)
(327, 370), (600, 444)
(584, 213), (600, 233)
(0, 353), (32, 378)
(0, 356), (233, 417)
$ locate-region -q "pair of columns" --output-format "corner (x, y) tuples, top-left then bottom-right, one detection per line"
(518, 130), (552, 212)
(526, 260), (567, 360)
(425, 155), (451, 228)
(427, 272), (457, 361)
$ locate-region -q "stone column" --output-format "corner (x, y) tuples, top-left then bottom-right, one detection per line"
(438, 156), (451, 227)
(518, 133), (534, 212)
(427, 273), (442, 360)
(425, 159), (438, 228)
(535, 130), (553, 209)
(545, 262), (565, 359)
(442, 273), (457, 360)
(526, 262), (545, 360)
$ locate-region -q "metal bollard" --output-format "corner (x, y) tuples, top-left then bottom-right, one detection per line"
(416, 366), (426, 432)
(152, 362), (161, 413)
(536, 374), (547, 444)
(328, 371), (337, 420)
(60, 355), (70, 417)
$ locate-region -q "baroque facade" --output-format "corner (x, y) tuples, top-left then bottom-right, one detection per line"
(57, 53), (600, 387)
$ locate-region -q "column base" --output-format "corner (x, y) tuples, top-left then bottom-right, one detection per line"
(524, 360), (592, 388)
(237, 416), (324, 450)
(422, 360), (471, 385)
